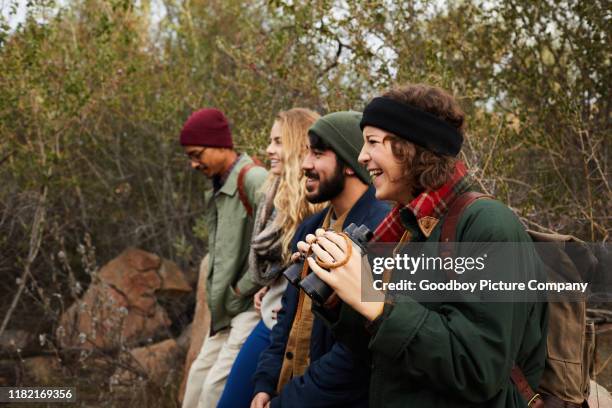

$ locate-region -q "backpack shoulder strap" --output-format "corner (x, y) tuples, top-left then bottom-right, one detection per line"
(237, 160), (263, 217)
(439, 192), (493, 259)
(510, 365), (544, 407)
(250, 155), (264, 166)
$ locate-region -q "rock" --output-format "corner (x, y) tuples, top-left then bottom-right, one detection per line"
(589, 380), (612, 408)
(98, 248), (162, 312)
(156, 259), (194, 328)
(111, 338), (183, 387)
(176, 324), (192, 352)
(124, 248), (162, 271)
(58, 281), (170, 350)
(179, 255), (210, 403)
(58, 248), (191, 350)
(158, 259), (192, 294)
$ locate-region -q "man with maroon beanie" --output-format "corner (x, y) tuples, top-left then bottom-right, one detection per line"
(180, 108), (267, 408)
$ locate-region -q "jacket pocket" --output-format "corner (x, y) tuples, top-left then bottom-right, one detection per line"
(224, 285), (249, 317)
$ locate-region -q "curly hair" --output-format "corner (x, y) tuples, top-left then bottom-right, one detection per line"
(381, 84), (465, 196)
(263, 108), (324, 263)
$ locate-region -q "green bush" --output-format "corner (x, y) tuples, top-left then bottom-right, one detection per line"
(0, 0), (609, 401)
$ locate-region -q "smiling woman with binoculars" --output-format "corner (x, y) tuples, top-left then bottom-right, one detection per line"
(297, 84), (548, 408)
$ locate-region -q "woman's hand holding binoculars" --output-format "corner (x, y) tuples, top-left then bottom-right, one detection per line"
(295, 228), (384, 321)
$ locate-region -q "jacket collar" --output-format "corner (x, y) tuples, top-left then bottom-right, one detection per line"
(217, 153), (250, 197)
(372, 161), (471, 242)
(320, 185), (378, 230)
(346, 185), (379, 227)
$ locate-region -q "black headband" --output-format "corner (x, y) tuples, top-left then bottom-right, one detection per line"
(360, 96), (463, 156)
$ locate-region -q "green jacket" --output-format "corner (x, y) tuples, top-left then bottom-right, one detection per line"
(204, 154), (267, 333)
(321, 199), (548, 407)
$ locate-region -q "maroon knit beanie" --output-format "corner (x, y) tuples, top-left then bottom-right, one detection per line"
(180, 108), (233, 148)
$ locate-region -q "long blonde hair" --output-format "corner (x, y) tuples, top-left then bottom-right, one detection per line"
(263, 108), (324, 263)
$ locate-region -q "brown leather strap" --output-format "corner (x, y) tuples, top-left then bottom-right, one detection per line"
(237, 162), (261, 217)
(510, 365), (545, 407)
(439, 192), (493, 279)
(512, 367), (587, 408)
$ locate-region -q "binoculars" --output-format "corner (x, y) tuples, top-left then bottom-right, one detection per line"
(283, 223), (373, 306)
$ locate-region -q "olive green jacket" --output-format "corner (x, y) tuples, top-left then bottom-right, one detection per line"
(319, 199), (548, 407)
(204, 154), (267, 333)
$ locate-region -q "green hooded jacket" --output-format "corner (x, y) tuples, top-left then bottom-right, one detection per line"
(203, 153), (267, 333)
(317, 198), (548, 407)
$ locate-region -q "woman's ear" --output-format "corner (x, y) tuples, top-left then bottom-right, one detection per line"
(345, 168), (355, 176)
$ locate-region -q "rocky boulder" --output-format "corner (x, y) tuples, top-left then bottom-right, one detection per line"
(57, 248), (191, 350)
(111, 338), (183, 386)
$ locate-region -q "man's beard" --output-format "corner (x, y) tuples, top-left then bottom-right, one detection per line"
(304, 165), (346, 203)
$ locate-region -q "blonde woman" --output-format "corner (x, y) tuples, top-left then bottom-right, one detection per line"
(217, 108), (322, 408)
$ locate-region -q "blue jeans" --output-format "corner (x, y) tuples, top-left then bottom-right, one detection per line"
(217, 319), (271, 408)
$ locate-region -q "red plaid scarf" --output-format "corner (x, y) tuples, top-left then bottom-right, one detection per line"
(372, 161), (470, 243)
